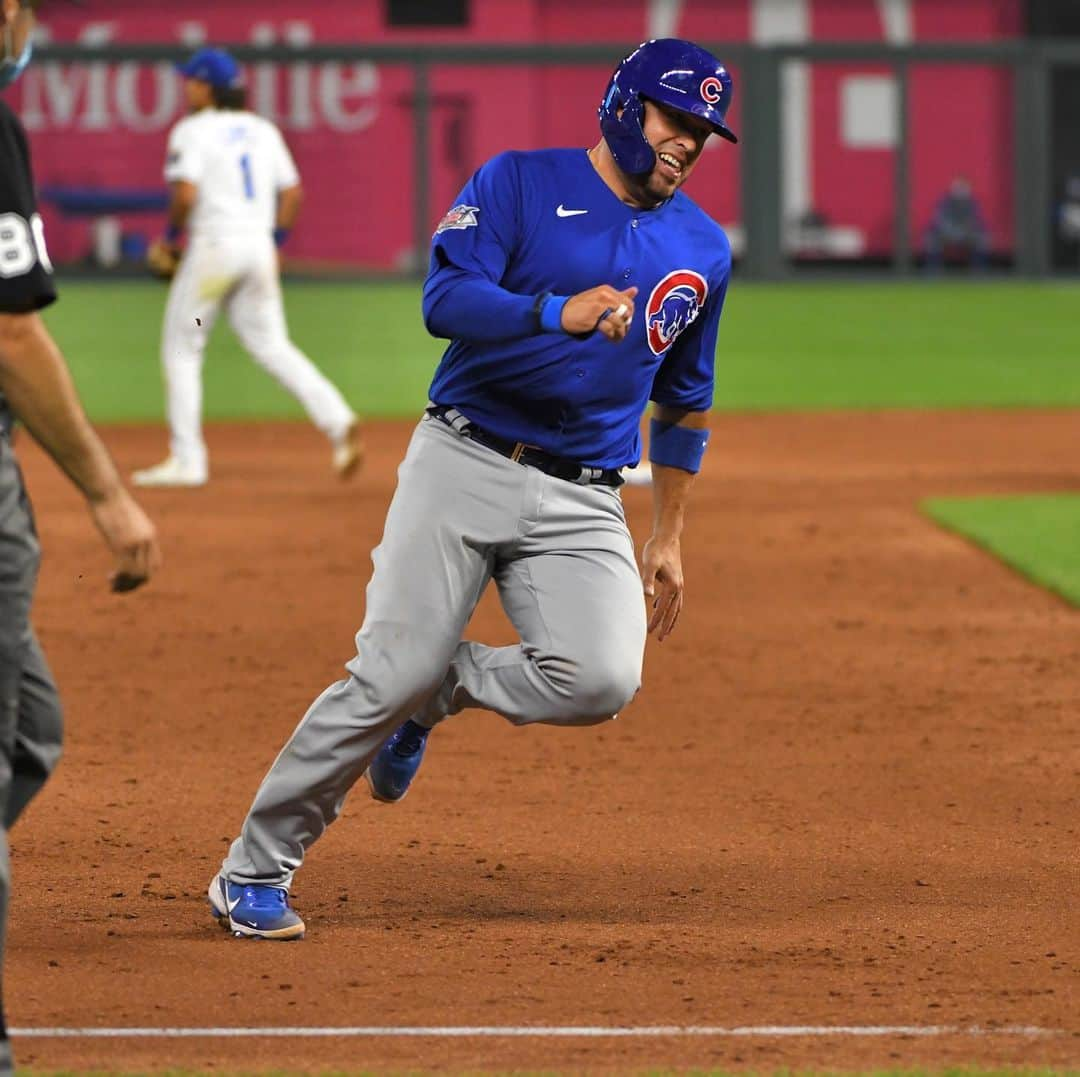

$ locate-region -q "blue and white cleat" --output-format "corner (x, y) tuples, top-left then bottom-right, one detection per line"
(364, 720), (431, 803)
(207, 874), (305, 940)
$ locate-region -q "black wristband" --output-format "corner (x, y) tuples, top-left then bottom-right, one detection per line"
(532, 291), (553, 333)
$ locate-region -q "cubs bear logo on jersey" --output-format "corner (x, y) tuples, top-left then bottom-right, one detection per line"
(645, 269), (708, 355)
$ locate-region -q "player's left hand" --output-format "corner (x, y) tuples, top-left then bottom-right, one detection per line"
(641, 534), (683, 641)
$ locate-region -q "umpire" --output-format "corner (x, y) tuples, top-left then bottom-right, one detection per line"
(0, 0), (161, 1068)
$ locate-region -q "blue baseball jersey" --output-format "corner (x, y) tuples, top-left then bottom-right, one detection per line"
(422, 148), (731, 469)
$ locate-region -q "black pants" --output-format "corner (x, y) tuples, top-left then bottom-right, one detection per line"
(0, 437), (64, 1071)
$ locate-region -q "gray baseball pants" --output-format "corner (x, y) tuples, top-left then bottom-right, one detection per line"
(223, 412), (647, 887)
(0, 440), (64, 1071)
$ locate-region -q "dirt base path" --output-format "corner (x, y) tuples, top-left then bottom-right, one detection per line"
(7, 412), (1078, 1073)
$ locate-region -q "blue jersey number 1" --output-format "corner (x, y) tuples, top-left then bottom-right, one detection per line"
(239, 154), (255, 200)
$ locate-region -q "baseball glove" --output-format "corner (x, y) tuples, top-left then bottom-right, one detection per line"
(146, 239), (181, 281)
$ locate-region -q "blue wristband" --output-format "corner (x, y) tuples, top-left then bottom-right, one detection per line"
(538, 293), (570, 334)
(273, 227), (291, 249)
(164, 224), (183, 244)
(648, 417), (710, 474)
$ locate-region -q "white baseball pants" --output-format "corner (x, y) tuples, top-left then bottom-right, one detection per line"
(161, 233), (355, 472)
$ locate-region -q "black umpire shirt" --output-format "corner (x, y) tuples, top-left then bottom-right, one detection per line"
(0, 97), (57, 434)
(0, 98), (55, 313)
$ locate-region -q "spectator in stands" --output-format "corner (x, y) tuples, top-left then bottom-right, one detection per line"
(788, 207), (830, 259)
(1056, 175), (1080, 268)
(923, 176), (990, 271)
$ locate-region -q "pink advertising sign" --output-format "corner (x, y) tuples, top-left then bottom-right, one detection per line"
(10, 0), (1018, 268)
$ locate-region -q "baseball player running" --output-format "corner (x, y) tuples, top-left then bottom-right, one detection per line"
(134, 48), (362, 488)
(209, 39), (734, 940)
(0, 0), (161, 1063)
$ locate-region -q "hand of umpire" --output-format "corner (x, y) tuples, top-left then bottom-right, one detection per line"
(88, 486), (162, 593)
(561, 285), (638, 342)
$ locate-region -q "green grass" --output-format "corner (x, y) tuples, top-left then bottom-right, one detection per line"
(42, 279), (444, 424)
(41, 278), (1080, 423)
(716, 280), (1080, 410)
(923, 494), (1080, 606)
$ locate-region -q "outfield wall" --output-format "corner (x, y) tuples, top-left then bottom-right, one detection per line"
(12, 0), (1020, 271)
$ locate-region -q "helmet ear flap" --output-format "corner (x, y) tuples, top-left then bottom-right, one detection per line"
(599, 91), (657, 177)
(621, 93), (645, 134)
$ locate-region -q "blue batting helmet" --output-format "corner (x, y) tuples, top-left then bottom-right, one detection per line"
(599, 38), (737, 176)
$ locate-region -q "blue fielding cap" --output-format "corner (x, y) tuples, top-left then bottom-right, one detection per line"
(177, 48), (242, 89)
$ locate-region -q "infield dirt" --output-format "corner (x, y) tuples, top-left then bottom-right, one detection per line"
(8, 412), (1078, 1073)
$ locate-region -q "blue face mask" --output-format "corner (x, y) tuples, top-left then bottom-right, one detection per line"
(0, 29), (33, 90)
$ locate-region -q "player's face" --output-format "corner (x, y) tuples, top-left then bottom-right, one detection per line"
(1, 0), (36, 62)
(639, 100), (712, 203)
(184, 77), (213, 112)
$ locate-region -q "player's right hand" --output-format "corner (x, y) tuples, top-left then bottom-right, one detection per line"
(88, 486), (162, 593)
(146, 239), (181, 281)
(562, 285), (638, 342)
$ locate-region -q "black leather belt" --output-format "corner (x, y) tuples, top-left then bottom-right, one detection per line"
(427, 405), (623, 488)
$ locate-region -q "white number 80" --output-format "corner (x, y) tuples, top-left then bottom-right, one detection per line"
(0, 212), (54, 279)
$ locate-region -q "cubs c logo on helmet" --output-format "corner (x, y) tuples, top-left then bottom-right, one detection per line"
(700, 76), (724, 104)
(646, 270), (708, 355)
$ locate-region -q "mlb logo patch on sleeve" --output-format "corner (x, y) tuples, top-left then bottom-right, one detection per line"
(435, 205), (479, 235)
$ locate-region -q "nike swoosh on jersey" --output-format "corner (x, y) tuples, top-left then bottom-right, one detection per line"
(556, 205), (589, 217)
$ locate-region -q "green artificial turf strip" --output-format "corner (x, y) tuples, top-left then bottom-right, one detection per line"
(923, 494), (1080, 606)
(41, 278), (1080, 423)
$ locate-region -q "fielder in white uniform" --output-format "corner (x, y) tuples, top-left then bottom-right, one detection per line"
(134, 48), (361, 488)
